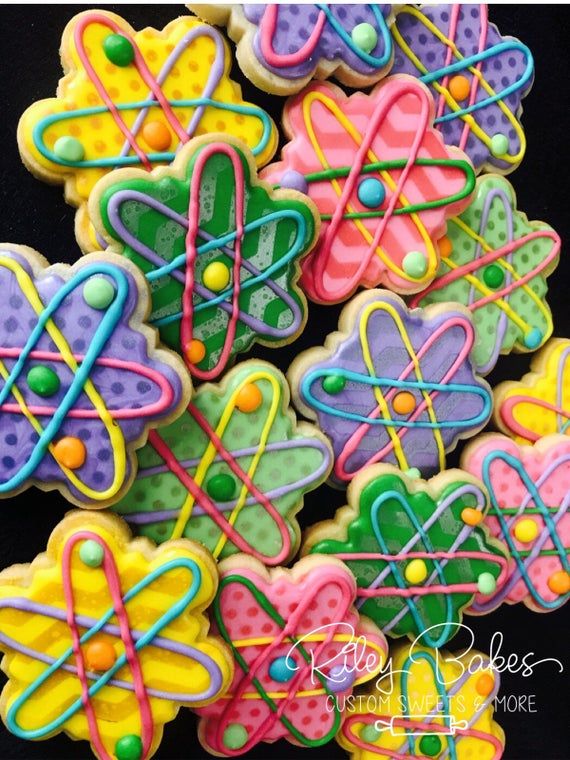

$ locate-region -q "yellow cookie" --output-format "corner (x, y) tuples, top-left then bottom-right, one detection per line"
(0, 511), (233, 760)
(17, 9), (278, 251)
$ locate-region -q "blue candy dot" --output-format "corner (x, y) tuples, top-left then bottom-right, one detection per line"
(269, 655), (297, 683)
(357, 178), (385, 208)
(524, 328), (543, 349)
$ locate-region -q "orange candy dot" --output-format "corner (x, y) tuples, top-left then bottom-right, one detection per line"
(461, 507), (484, 526)
(449, 74), (471, 102)
(392, 391), (416, 415)
(476, 672), (495, 696)
(52, 437), (86, 469)
(235, 383), (263, 413)
(186, 339), (206, 365)
(141, 120), (171, 151)
(438, 235), (453, 258)
(85, 641), (116, 672)
(547, 570), (570, 595)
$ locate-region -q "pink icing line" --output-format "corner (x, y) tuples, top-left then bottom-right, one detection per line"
(259, 6), (327, 67)
(334, 315), (476, 481)
(306, 82), (433, 302)
(409, 229), (560, 309)
(181, 143), (244, 379)
(334, 550), (508, 597)
(74, 13), (190, 171)
(499, 395), (569, 442)
(62, 531), (153, 760)
(0, 347), (174, 419)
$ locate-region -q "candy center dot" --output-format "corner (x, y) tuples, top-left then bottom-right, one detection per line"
(83, 277), (115, 309)
(448, 74), (471, 101)
(513, 517), (538, 543)
(269, 655), (297, 683)
(438, 234), (453, 258)
(360, 724), (381, 743)
(52, 436), (86, 470)
(419, 734), (442, 757)
(523, 327), (543, 349)
(402, 250), (428, 278)
(392, 390), (416, 415)
(206, 473), (236, 502)
(235, 382), (263, 413)
(490, 133), (509, 157)
(405, 467), (421, 479)
(357, 177), (385, 208)
(79, 539), (105, 568)
(351, 22), (378, 54)
(476, 672), (495, 696)
(326, 663), (356, 692)
(103, 33), (135, 67)
(54, 136), (85, 163)
(280, 169), (308, 195)
(86, 640), (116, 672)
(115, 734), (143, 760)
(482, 263), (505, 289)
(203, 261), (231, 293)
(322, 374), (346, 395)
(141, 120), (171, 151)
(27, 365), (60, 397)
(477, 572), (497, 595)
(405, 559), (427, 585)
(223, 723), (248, 751)
(461, 507), (483, 526)
(186, 339), (206, 365)
(547, 570), (570, 595)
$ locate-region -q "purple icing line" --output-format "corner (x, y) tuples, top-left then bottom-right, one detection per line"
(106, 189), (303, 338)
(556, 346), (570, 431)
(0, 597), (222, 703)
(124, 437), (331, 524)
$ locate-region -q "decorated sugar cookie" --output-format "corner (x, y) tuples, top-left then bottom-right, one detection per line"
(18, 9), (277, 250)
(303, 464), (508, 647)
(189, 4), (395, 95)
(493, 339), (570, 442)
(90, 135), (317, 380)
(463, 434), (570, 612)
(0, 511), (233, 760)
(261, 77), (476, 303)
(288, 289), (492, 481)
(391, 4), (534, 174)
(0, 246), (190, 507)
(196, 554), (387, 756)
(113, 360), (332, 565)
(338, 644), (505, 760)
(410, 175), (560, 374)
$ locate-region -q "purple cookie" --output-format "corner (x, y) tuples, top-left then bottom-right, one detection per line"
(0, 247), (190, 507)
(391, 4), (534, 173)
(288, 289), (492, 483)
(190, 4), (394, 94)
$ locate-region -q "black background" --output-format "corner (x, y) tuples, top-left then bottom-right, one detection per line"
(0, 4), (568, 759)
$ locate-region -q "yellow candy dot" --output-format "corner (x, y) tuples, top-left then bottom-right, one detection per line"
(52, 437), (86, 470)
(461, 507), (483, 526)
(547, 571), (570, 595)
(203, 261), (231, 293)
(448, 74), (471, 101)
(392, 391), (416, 415)
(186, 339), (206, 365)
(405, 559), (428, 585)
(235, 383), (263, 413)
(513, 518), (539, 544)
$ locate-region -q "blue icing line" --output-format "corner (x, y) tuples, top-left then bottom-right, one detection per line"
(316, 3), (392, 68)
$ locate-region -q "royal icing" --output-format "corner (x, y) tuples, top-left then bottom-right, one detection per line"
(0, 247), (189, 507)
(494, 338), (570, 442)
(261, 77), (475, 302)
(196, 555), (387, 756)
(338, 644), (504, 760)
(0, 511), (232, 760)
(92, 136), (316, 380)
(289, 289), (492, 481)
(18, 9), (277, 247)
(112, 361), (332, 565)
(304, 465), (508, 647)
(411, 175), (560, 374)
(463, 434), (570, 612)
(391, 4), (534, 174)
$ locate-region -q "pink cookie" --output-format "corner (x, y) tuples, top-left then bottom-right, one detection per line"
(462, 434), (570, 613)
(196, 554), (387, 756)
(262, 76), (476, 303)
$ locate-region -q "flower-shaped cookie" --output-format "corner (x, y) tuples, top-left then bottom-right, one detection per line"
(289, 290), (492, 481)
(91, 136), (317, 380)
(262, 77), (475, 303)
(18, 9), (277, 249)
(411, 175), (560, 374)
(338, 644), (505, 760)
(463, 434), (570, 612)
(196, 555), (387, 756)
(391, 4), (534, 174)
(303, 465), (508, 647)
(0, 511), (233, 760)
(0, 246), (190, 507)
(113, 361), (332, 565)
(190, 4), (395, 94)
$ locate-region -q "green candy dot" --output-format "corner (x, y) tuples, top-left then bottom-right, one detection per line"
(490, 133), (509, 157)
(403, 250), (428, 278)
(419, 734), (442, 756)
(322, 375), (346, 395)
(482, 263), (505, 289)
(405, 467), (421, 479)
(206, 473), (236, 502)
(79, 540), (104, 568)
(360, 724), (381, 743)
(477, 572), (497, 595)
(115, 734), (143, 760)
(351, 22), (378, 54)
(83, 277), (116, 309)
(54, 136), (85, 163)
(223, 723), (248, 750)
(103, 33), (135, 67)
(27, 365), (60, 397)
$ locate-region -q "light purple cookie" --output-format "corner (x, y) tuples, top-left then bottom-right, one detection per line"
(0, 246), (190, 507)
(288, 289), (492, 483)
(391, 4), (534, 173)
